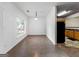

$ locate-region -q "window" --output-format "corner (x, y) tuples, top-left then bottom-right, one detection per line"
(16, 17), (25, 37)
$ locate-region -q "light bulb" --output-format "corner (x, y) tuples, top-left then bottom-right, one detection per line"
(34, 18), (38, 20)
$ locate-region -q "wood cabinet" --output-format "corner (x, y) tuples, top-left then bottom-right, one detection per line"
(74, 31), (79, 40)
(65, 29), (79, 41)
(65, 29), (74, 38)
(69, 30), (74, 38)
(65, 30), (69, 36)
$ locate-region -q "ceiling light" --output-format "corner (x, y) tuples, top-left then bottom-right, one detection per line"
(34, 11), (38, 20)
(57, 10), (71, 16)
(34, 17), (38, 20)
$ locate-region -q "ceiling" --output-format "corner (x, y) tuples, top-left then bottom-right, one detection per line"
(13, 2), (79, 18)
(57, 2), (79, 17)
(13, 2), (54, 17)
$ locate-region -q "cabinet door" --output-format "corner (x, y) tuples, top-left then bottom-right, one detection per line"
(65, 30), (70, 37)
(74, 31), (79, 40)
(69, 30), (74, 38)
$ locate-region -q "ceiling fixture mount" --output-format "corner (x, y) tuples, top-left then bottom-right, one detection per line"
(34, 11), (38, 20)
(26, 10), (30, 13)
(57, 10), (71, 16)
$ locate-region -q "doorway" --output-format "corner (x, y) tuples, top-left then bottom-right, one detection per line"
(57, 21), (65, 43)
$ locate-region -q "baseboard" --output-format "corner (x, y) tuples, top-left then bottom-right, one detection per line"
(46, 35), (56, 45)
(28, 33), (46, 35)
(1, 34), (28, 54)
(28, 35), (46, 36)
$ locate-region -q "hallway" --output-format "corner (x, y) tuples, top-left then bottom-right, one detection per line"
(0, 35), (68, 57)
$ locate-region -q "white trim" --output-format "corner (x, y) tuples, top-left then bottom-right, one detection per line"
(46, 35), (56, 45)
(1, 34), (28, 54)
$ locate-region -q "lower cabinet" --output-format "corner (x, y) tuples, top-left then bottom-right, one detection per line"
(65, 29), (79, 41)
(65, 30), (69, 37)
(74, 31), (79, 40)
(68, 30), (74, 38)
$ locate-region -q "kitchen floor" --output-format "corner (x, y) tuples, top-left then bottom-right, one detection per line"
(1, 35), (78, 57)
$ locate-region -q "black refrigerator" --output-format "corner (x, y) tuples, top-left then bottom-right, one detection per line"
(57, 22), (65, 43)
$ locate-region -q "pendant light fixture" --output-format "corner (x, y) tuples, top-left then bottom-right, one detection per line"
(34, 11), (38, 20)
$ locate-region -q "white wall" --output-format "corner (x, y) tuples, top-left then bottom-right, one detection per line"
(66, 18), (79, 28)
(67, 13), (79, 18)
(28, 17), (46, 35)
(66, 12), (79, 28)
(0, 7), (4, 54)
(0, 3), (29, 54)
(46, 6), (56, 45)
